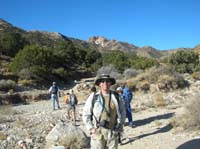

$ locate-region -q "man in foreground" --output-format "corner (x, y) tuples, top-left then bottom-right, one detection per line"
(82, 74), (126, 149)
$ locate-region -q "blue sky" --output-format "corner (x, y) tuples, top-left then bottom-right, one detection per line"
(1, 0), (200, 50)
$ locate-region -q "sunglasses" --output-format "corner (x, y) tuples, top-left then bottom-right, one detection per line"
(100, 79), (111, 83)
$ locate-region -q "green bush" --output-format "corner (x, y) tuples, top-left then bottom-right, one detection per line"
(102, 51), (129, 72)
(130, 56), (159, 70)
(0, 31), (27, 56)
(169, 50), (200, 73)
(10, 45), (54, 80)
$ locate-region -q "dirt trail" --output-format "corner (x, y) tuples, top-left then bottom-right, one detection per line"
(117, 108), (197, 149)
(68, 80), (200, 149)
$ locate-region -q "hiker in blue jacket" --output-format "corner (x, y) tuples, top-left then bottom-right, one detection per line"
(49, 82), (60, 110)
(122, 83), (134, 127)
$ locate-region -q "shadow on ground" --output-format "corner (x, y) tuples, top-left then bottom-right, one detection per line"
(125, 112), (174, 127)
(122, 112), (174, 145)
(122, 123), (173, 145)
(176, 138), (200, 149)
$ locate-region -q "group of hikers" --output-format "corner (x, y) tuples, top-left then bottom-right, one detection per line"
(49, 74), (134, 149)
(49, 82), (78, 125)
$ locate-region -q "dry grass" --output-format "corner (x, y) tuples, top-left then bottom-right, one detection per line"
(171, 93), (200, 130)
(0, 105), (13, 115)
(18, 79), (36, 86)
(153, 93), (166, 107)
(0, 105), (21, 123)
(192, 71), (200, 80)
(0, 132), (7, 140)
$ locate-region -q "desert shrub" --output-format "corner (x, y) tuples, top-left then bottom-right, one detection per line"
(147, 65), (176, 83)
(110, 71), (123, 80)
(138, 80), (150, 92)
(124, 65), (187, 92)
(157, 75), (186, 91)
(171, 93), (200, 130)
(125, 73), (149, 91)
(153, 93), (166, 107)
(123, 68), (143, 79)
(126, 79), (138, 91)
(0, 79), (16, 91)
(192, 71), (200, 80)
(97, 64), (123, 80)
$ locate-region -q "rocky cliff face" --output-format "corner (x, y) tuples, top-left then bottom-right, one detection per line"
(194, 45), (200, 54)
(88, 36), (163, 58)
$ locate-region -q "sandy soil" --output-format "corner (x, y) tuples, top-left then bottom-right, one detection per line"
(74, 91), (200, 149)
(2, 83), (200, 149)
(118, 108), (198, 149)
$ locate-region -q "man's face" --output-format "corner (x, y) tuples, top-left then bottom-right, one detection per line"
(99, 79), (111, 92)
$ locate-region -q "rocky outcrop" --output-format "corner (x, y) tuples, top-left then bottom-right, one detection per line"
(88, 36), (163, 58)
(45, 123), (89, 148)
(194, 44), (200, 54)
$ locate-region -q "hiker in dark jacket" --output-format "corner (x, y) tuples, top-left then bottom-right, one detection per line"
(122, 83), (134, 127)
(116, 86), (126, 145)
(49, 82), (60, 110)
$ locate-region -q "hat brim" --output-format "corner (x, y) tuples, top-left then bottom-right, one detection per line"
(95, 78), (116, 86)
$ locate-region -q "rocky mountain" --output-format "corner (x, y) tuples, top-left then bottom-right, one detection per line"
(0, 19), (199, 59)
(194, 44), (200, 54)
(0, 19), (163, 59)
(88, 36), (163, 58)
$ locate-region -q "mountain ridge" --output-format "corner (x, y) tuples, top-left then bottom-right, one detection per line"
(0, 19), (198, 59)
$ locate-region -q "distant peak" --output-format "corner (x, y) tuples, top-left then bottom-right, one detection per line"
(87, 36), (120, 47)
(0, 18), (13, 27)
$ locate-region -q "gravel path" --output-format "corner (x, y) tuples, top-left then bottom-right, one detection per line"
(1, 93), (200, 149)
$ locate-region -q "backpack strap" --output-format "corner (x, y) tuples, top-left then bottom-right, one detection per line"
(91, 91), (118, 127)
(90, 93), (101, 123)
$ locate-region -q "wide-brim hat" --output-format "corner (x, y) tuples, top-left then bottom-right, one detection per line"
(95, 74), (116, 86)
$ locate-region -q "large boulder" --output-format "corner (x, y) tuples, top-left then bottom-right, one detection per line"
(45, 122), (89, 149)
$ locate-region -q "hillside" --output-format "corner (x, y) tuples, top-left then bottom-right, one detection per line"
(88, 36), (163, 58)
(0, 18), (200, 89)
(0, 19), (192, 59)
(1, 19), (198, 60)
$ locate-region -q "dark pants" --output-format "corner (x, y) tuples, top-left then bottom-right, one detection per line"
(126, 104), (133, 124)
